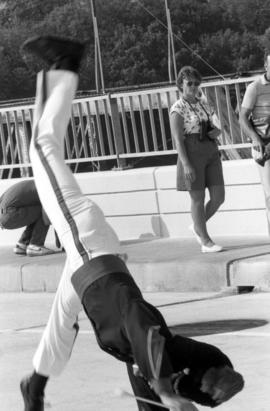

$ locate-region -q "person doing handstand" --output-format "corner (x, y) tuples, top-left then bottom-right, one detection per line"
(20, 36), (244, 411)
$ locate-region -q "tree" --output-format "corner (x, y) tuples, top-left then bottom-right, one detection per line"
(193, 29), (263, 76)
(101, 22), (170, 87)
(221, 0), (270, 35)
(0, 0), (68, 27)
(0, 0), (269, 100)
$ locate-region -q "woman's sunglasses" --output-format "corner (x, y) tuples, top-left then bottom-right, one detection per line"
(186, 81), (200, 87)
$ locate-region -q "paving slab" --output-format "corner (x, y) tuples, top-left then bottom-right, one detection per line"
(0, 235), (270, 292)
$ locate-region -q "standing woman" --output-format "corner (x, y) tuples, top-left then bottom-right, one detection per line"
(170, 66), (225, 252)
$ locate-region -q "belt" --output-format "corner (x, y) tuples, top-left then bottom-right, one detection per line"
(184, 133), (200, 138)
(71, 254), (131, 301)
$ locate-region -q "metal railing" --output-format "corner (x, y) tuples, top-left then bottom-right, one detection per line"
(0, 75), (256, 178)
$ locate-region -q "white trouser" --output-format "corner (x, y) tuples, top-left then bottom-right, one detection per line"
(30, 70), (120, 376)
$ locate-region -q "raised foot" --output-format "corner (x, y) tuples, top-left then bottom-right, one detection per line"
(22, 35), (86, 72)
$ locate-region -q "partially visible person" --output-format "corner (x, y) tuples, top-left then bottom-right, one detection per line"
(240, 50), (270, 232)
(170, 66), (225, 253)
(0, 179), (55, 256)
(19, 36), (244, 411)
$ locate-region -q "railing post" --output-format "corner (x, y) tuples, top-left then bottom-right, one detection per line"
(14, 112), (31, 177)
(108, 94), (127, 169)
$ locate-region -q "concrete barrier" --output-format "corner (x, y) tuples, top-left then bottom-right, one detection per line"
(0, 159), (268, 246)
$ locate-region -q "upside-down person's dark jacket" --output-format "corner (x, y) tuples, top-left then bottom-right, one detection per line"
(71, 254), (240, 408)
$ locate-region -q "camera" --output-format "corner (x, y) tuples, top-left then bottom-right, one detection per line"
(199, 120), (213, 141)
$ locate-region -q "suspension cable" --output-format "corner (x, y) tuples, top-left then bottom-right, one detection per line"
(132, 0), (226, 80)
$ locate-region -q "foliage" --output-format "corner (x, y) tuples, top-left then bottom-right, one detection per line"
(193, 29), (264, 76)
(0, 0), (270, 100)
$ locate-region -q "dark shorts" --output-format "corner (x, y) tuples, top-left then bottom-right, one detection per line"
(177, 135), (224, 191)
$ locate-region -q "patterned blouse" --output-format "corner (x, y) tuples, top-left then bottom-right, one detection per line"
(170, 97), (214, 135)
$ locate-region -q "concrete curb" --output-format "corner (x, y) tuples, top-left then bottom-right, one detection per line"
(0, 236), (270, 292)
(228, 252), (270, 289)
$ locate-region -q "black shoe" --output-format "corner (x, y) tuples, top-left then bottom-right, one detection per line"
(20, 376), (44, 411)
(21, 35), (85, 72)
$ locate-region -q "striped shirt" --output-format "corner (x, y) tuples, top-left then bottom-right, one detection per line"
(242, 74), (270, 120)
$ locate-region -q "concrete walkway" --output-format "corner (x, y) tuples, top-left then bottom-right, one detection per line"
(1, 291), (269, 411)
(1, 235), (270, 293)
(1, 236), (270, 410)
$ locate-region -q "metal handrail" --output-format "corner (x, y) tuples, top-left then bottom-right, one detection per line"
(0, 76), (256, 178)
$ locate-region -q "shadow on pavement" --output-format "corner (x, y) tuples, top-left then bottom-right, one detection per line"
(170, 318), (267, 337)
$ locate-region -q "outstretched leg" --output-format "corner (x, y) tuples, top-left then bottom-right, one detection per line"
(30, 68), (120, 271)
(20, 36), (120, 410)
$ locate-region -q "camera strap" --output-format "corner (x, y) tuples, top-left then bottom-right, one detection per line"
(184, 99), (210, 124)
(198, 102), (211, 123)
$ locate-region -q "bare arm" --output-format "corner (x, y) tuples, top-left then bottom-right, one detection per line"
(208, 112), (221, 140)
(239, 107), (261, 145)
(170, 112), (195, 183)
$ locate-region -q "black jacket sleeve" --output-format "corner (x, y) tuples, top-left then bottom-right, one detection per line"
(123, 299), (174, 381)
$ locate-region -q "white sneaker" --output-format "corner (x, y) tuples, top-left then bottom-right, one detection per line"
(26, 244), (55, 257)
(13, 242), (27, 255)
(188, 224), (202, 245)
(201, 243), (223, 253)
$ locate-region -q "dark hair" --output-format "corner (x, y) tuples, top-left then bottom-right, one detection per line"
(176, 365), (244, 407)
(176, 66), (202, 91)
(169, 335), (234, 407)
(174, 370), (218, 407)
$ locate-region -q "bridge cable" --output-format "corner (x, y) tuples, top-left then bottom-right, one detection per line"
(132, 0), (226, 80)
